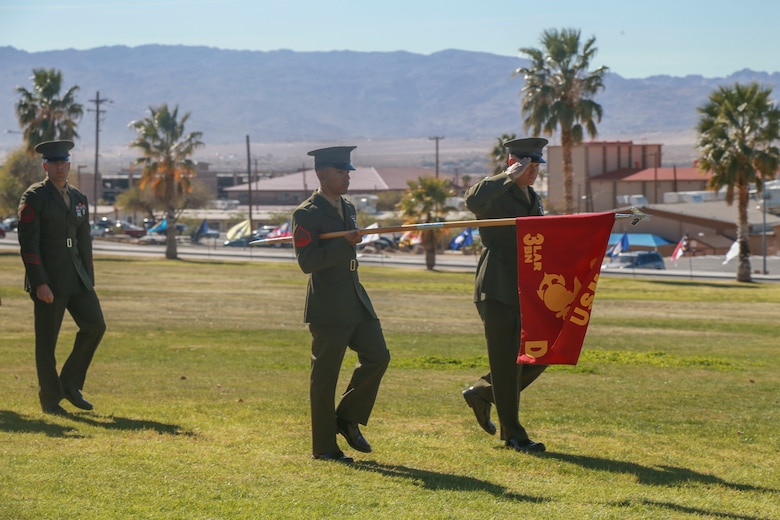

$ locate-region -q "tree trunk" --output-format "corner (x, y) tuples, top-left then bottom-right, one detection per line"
(165, 208), (178, 260)
(423, 230), (436, 270)
(735, 184), (752, 282)
(164, 170), (178, 260)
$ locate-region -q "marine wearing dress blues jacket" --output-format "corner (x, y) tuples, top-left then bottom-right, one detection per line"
(17, 140), (106, 415)
(292, 146), (390, 463)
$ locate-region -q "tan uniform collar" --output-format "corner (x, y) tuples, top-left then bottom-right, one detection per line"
(317, 189), (341, 207)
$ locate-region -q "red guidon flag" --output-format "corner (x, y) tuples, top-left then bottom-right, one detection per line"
(516, 212), (615, 365)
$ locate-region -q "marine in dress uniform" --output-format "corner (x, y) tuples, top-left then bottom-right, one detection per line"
(17, 140), (106, 415)
(461, 137), (549, 452)
(292, 146), (390, 463)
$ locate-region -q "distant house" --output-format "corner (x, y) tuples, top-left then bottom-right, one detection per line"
(589, 165), (712, 211)
(223, 166), (459, 207)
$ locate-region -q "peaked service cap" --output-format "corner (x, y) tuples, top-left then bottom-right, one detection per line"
(307, 146), (357, 171)
(34, 140), (75, 162)
(504, 137), (548, 163)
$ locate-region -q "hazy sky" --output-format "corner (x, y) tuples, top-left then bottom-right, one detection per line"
(2, 0), (778, 79)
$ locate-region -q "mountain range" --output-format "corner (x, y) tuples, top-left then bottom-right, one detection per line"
(2, 45), (779, 171)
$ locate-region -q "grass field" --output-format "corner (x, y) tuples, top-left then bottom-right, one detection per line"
(0, 251), (778, 519)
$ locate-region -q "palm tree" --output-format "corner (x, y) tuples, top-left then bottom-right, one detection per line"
(128, 104), (205, 259)
(696, 82), (780, 283)
(488, 133), (517, 175)
(14, 68), (83, 152)
(0, 148), (43, 214)
(114, 186), (160, 224)
(515, 28), (608, 214)
(397, 176), (455, 270)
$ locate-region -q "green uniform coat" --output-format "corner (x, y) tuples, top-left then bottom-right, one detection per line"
(18, 179), (94, 295)
(18, 179), (105, 409)
(293, 191), (376, 324)
(464, 172), (547, 441)
(292, 190), (389, 456)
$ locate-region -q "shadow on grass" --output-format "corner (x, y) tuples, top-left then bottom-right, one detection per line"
(68, 413), (196, 436)
(0, 409), (195, 437)
(0, 410), (83, 438)
(547, 452), (776, 494)
(629, 499), (770, 520)
(354, 460), (546, 503)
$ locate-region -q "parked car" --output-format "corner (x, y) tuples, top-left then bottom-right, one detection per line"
(90, 223), (108, 238)
(223, 227), (277, 247)
(191, 225), (220, 241)
(139, 220), (188, 244)
(251, 225), (295, 248)
(223, 235), (256, 247)
(114, 220), (147, 238)
(358, 235), (396, 251)
(92, 217), (116, 234)
(603, 251), (666, 270)
(2, 216), (18, 231)
(145, 218), (187, 235)
(254, 225), (276, 239)
(138, 233), (165, 245)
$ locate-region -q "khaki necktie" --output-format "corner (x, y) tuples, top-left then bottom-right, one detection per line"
(519, 186), (530, 202)
(61, 188), (71, 210)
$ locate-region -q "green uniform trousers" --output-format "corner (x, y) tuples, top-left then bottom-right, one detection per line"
(469, 300), (547, 441)
(34, 289), (105, 408)
(308, 315), (390, 455)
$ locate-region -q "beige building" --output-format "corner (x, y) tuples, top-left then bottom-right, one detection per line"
(544, 141), (779, 255)
(545, 141), (712, 214)
(223, 166), (459, 206)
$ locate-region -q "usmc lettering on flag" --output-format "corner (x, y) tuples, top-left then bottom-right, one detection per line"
(516, 212), (616, 365)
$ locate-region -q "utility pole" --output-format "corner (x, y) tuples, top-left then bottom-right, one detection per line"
(302, 163), (308, 196)
(88, 91), (109, 222)
(246, 135), (253, 233)
(429, 136), (444, 178)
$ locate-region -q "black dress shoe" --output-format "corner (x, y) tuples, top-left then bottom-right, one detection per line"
(42, 404), (69, 416)
(462, 388), (496, 435)
(312, 451), (354, 464)
(63, 388), (93, 410)
(336, 418), (372, 453)
(505, 438), (546, 453)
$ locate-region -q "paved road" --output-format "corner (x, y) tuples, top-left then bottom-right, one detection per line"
(2, 232), (778, 283)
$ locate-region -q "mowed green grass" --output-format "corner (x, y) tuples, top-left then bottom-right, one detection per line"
(0, 251), (778, 519)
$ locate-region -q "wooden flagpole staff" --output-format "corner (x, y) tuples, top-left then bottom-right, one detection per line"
(249, 209), (649, 247)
